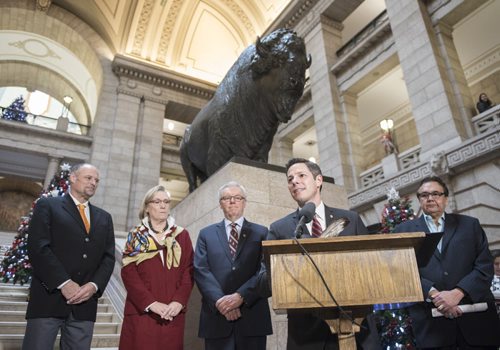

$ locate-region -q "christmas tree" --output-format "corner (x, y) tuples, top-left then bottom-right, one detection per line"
(2, 95), (28, 122)
(0, 163), (72, 285)
(375, 187), (416, 349)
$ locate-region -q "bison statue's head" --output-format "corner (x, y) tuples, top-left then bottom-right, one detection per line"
(249, 29), (311, 123)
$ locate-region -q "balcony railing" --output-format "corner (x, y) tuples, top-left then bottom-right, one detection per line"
(360, 165), (385, 188)
(0, 106), (89, 135)
(399, 146), (421, 170)
(472, 104), (500, 135)
(359, 146), (421, 189)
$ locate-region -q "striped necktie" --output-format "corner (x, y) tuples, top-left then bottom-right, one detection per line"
(229, 223), (238, 257)
(311, 215), (322, 237)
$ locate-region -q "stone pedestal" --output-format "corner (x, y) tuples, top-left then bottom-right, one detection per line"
(172, 158), (350, 349)
(381, 153), (400, 177)
(56, 116), (69, 131)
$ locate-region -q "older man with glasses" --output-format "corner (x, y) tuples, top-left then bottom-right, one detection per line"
(194, 181), (272, 350)
(394, 176), (500, 349)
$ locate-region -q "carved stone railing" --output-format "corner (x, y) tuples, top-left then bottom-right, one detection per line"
(472, 104), (500, 135)
(399, 146), (421, 170)
(359, 146), (421, 188)
(359, 165), (384, 188)
(350, 126), (500, 210)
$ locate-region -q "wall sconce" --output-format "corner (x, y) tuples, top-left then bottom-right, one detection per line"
(379, 118), (397, 155)
(379, 119), (394, 132)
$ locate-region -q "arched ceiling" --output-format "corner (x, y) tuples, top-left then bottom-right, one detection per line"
(54, 0), (292, 83)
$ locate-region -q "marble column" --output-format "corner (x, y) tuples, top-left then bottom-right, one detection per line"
(305, 16), (357, 190)
(126, 98), (165, 229)
(43, 155), (62, 189)
(385, 0), (467, 160)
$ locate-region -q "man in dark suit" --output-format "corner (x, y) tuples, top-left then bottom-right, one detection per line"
(394, 176), (500, 349)
(194, 181), (272, 350)
(23, 163), (115, 350)
(259, 157), (379, 349)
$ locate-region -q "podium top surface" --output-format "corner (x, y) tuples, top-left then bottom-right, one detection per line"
(262, 232), (426, 254)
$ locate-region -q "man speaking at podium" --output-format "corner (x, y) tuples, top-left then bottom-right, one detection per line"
(260, 158), (380, 349)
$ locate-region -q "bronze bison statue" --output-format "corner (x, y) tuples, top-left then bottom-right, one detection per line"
(180, 28), (311, 192)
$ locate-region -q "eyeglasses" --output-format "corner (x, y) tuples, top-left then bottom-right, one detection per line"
(148, 199), (171, 205)
(417, 192), (446, 200)
(220, 195), (246, 202)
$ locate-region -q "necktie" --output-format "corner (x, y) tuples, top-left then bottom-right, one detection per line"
(229, 223), (239, 257)
(77, 204), (90, 234)
(311, 215), (322, 237)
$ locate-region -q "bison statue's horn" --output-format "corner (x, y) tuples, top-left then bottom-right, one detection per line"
(255, 36), (269, 58)
(307, 54), (312, 68)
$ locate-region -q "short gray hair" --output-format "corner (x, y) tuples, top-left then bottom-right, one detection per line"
(217, 181), (247, 200)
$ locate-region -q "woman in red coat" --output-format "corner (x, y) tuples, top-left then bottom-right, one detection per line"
(119, 185), (194, 350)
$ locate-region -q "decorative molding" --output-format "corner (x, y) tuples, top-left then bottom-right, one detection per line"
(112, 59), (215, 99)
(447, 129), (500, 168)
(131, 0), (155, 56)
(8, 39), (60, 59)
(220, 0), (256, 37)
(36, 0), (52, 12)
(156, 0), (184, 63)
(349, 128), (500, 209)
(463, 46), (500, 85)
(266, 0), (318, 34)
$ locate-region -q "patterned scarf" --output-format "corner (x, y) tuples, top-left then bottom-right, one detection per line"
(122, 216), (184, 269)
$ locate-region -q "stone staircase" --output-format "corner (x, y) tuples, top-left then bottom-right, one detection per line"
(0, 281), (122, 349)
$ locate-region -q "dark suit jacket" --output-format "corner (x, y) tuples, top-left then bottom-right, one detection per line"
(27, 195), (115, 322)
(268, 206), (368, 241)
(394, 213), (500, 347)
(264, 205), (378, 350)
(194, 218), (272, 339)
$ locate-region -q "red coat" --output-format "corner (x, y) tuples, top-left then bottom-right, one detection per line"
(119, 228), (194, 350)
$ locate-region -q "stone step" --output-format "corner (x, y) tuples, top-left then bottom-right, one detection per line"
(0, 334), (120, 349)
(0, 283), (29, 293)
(0, 291), (28, 302)
(0, 321), (121, 334)
(0, 310), (117, 323)
(0, 301), (27, 312)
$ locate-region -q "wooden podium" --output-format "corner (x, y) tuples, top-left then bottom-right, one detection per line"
(262, 233), (426, 350)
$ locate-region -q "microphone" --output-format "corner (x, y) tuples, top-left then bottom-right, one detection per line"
(294, 202), (316, 238)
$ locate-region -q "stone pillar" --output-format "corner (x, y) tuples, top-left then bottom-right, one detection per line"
(88, 59), (119, 215)
(385, 0), (467, 160)
(305, 16), (357, 190)
(43, 155), (62, 189)
(126, 98), (165, 229)
(339, 92), (364, 190)
(99, 92), (142, 231)
(268, 138), (293, 167)
(433, 22), (474, 138)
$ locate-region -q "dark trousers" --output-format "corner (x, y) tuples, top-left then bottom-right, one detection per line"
(205, 333), (266, 350)
(22, 313), (94, 350)
(420, 330), (497, 350)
